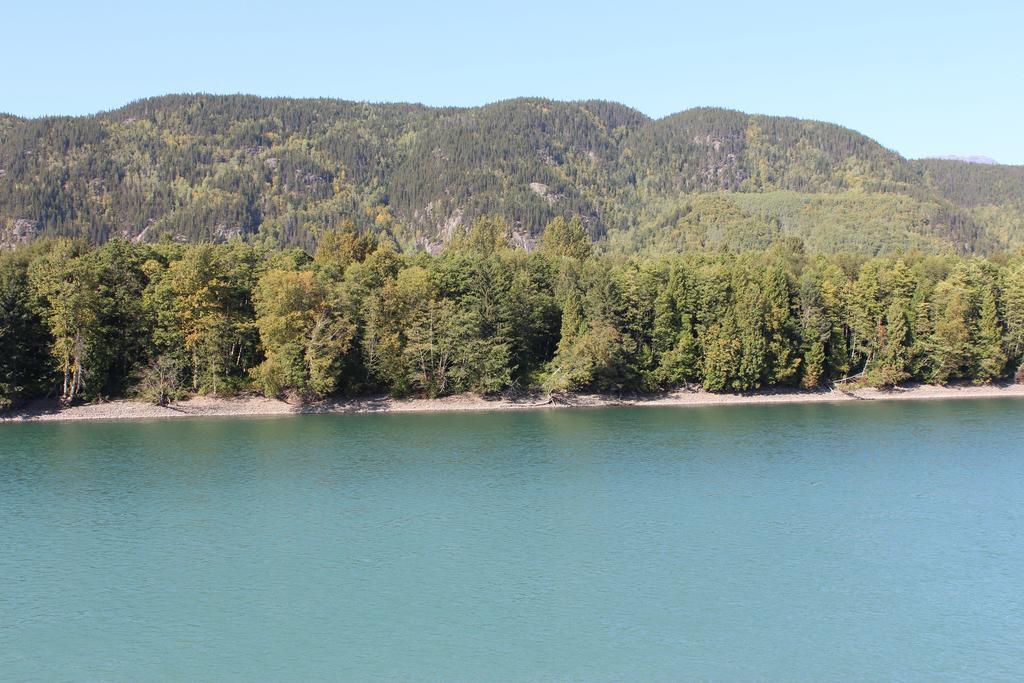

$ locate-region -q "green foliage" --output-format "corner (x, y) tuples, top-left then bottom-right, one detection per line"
(650, 265), (700, 388)
(253, 269), (354, 399)
(610, 190), (992, 256)
(314, 226), (376, 279)
(544, 320), (627, 393)
(4, 236), (1024, 406)
(2, 95), (1022, 257)
(916, 159), (1024, 210)
(866, 301), (912, 387)
(449, 216), (512, 258)
(976, 281), (1007, 382)
(144, 242), (262, 395)
(1004, 261), (1024, 373)
(539, 216), (592, 260)
(0, 247), (52, 409)
(27, 240), (103, 402)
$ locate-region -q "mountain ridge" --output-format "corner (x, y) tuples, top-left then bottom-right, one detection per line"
(1, 94), (1022, 255)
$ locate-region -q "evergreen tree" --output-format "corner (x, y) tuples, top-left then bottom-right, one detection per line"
(868, 300), (912, 387)
(0, 249), (52, 409)
(539, 216), (591, 261)
(1002, 262), (1024, 378)
(974, 282), (1007, 383)
(929, 277), (974, 383)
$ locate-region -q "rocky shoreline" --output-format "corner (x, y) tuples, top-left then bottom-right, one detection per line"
(3, 382), (1023, 424)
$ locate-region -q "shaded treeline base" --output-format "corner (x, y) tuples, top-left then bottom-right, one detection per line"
(3, 217), (1024, 411)
(5, 384), (1024, 424)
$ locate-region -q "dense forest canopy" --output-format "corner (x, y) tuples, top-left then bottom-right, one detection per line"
(4, 95), (1024, 409)
(1, 94), (1022, 255)
(3, 220), (1024, 410)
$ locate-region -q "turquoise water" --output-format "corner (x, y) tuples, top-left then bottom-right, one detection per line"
(2, 400), (1024, 680)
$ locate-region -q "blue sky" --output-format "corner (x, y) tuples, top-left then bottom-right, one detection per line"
(5, 0), (1022, 162)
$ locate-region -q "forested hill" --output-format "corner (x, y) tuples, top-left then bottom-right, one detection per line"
(1, 94), (1022, 255)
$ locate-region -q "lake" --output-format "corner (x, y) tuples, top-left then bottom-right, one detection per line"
(2, 400), (1024, 680)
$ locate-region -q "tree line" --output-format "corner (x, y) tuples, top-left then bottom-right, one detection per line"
(2, 216), (1024, 411)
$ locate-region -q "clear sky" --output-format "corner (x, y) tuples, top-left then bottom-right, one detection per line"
(5, 0), (1022, 163)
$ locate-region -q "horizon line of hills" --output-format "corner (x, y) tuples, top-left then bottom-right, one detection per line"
(2, 93), (1023, 256)
(0, 96), (1015, 167)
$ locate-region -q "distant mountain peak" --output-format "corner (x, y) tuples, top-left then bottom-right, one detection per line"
(931, 155), (1000, 165)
